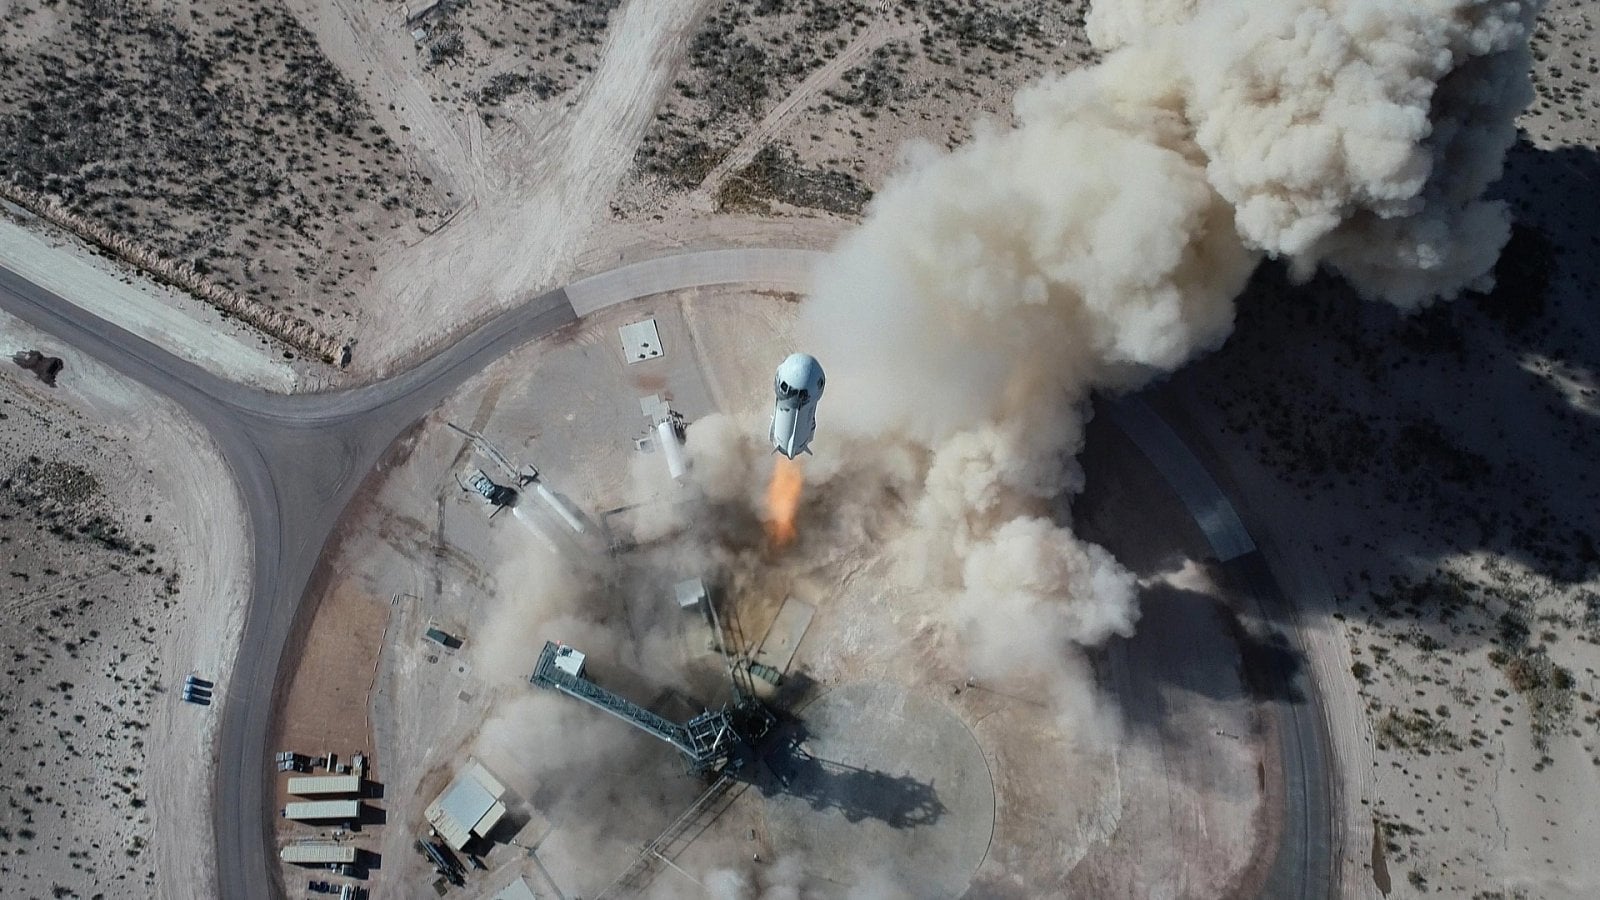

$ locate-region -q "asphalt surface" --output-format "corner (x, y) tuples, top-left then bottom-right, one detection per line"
(2, 264), (576, 900)
(1112, 394), (1337, 899)
(2, 249), (1337, 898)
(1225, 551), (1337, 899)
(1106, 397), (1255, 562)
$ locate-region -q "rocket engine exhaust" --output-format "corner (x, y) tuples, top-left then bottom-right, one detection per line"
(763, 456), (805, 549)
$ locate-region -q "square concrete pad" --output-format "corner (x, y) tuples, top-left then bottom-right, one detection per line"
(618, 319), (664, 363)
(752, 597), (814, 674)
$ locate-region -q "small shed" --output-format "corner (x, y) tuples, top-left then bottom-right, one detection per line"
(552, 644), (586, 678)
(284, 800), (361, 822)
(280, 842), (358, 865)
(619, 319), (664, 363)
(425, 627), (462, 649)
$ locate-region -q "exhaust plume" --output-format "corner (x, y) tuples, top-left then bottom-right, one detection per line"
(798, 0), (1538, 699)
(763, 456), (805, 548)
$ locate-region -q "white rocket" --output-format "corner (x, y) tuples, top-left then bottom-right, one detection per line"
(770, 353), (825, 459)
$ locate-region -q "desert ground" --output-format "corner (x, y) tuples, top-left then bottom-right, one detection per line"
(0, 310), (249, 900)
(2, 0), (1599, 898)
(1134, 7), (1600, 896)
(0, 0), (1094, 380)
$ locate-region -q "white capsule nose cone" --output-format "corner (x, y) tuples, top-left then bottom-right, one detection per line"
(771, 354), (823, 458)
(774, 353), (825, 406)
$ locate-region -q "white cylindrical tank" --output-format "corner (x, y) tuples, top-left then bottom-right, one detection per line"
(657, 420), (687, 481)
(535, 483), (588, 534)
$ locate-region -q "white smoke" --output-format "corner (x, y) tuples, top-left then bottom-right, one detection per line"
(796, 0), (1538, 706)
(472, 539), (596, 687)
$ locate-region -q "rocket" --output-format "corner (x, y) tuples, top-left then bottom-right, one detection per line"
(770, 353), (825, 459)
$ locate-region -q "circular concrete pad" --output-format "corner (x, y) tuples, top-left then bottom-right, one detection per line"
(763, 681), (995, 896)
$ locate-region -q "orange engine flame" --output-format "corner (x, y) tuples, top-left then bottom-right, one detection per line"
(764, 456), (805, 548)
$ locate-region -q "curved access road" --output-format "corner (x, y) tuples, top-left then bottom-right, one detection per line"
(0, 247), (1331, 899)
(1108, 397), (1337, 898)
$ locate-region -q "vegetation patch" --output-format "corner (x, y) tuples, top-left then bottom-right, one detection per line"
(1488, 643), (1574, 751)
(1374, 706), (1463, 754)
(717, 143), (873, 216)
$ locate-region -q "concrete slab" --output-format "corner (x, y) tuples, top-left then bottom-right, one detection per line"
(751, 597), (814, 674)
(566, 248), (819, 316)
(762, 681), (995, 897)
(483, 300), (718, 517)
(618, 318), (664, 363)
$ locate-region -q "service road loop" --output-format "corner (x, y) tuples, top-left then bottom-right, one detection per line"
(0, 251), (1332, 900)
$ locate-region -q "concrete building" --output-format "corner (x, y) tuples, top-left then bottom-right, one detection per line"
(284, 800), (361, 822)
(280, 842), (358, 866)
(287, 773), (362, 797)
(424, 760), (508, 850)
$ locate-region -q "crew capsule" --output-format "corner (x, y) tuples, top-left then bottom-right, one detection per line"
(770, 353), (824, 459)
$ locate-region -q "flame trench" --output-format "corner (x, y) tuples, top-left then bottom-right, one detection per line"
(764, 456), (804, 548)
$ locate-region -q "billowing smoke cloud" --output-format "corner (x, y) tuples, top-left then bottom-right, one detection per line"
(472, 538), (596, 687)
(1094, 0), (1538, 307)
(472, 0), (1540, 893)
(794, 0), (1538, 712)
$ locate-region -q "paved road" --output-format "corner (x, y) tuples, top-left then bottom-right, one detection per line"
(2, 249), (1335, 899)
(1110, 394), (1336, 899)
(1106, 398), (1255, 562)
(0, 250), (807, 900)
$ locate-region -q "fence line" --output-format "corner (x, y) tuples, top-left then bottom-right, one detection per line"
(0, 180), (344, 363)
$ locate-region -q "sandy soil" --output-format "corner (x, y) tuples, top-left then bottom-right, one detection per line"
(614, 1), (1089, 222)
(0, 0), (448, 352)
(3, 0), (1099, 386)
(288, 0), (708, 377)
(7, 1), (1597, 897)
(269, 578), (389, 866)
(0, 309), (249, 900)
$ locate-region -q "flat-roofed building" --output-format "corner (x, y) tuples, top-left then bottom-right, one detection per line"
(424, 760), (508, 850)
(287, 773), (363, 797)
(280, 842), (358, 866)
(283, 800), (361, 822)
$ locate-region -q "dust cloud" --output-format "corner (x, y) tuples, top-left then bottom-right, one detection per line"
(470, 540), (596, 688)
(795, 0), (1538, 723)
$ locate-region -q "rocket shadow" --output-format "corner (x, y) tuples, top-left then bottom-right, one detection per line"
(752, 718), (947, 830)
